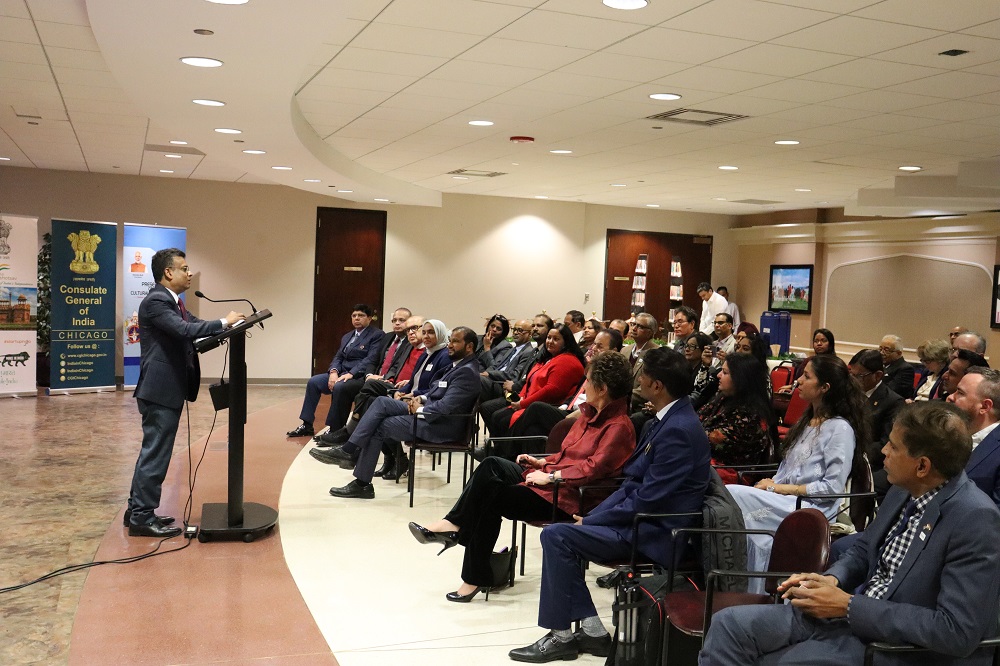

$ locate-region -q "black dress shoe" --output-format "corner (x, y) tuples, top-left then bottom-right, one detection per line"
(471, 446), (488, 462)
(382, 454), (409, 481)
(286, 423), (315, 437)
(128, 522), (183, 538)
(309, 446), (357, 467)
(372, 454), (395, 477)
(123, 510), (175, 527)
(315, 428), (349, 447)
(509, 633), (579, 663)
(445, 587), (482, 603)
(329, 479), (374, 499)
(572, 629), (612, 657)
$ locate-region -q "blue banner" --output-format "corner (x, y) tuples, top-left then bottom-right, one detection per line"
(50, 219), (117, 392)
(122, 224), (186, 386)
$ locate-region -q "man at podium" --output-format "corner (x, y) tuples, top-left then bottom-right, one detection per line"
(127, 248), (243, 538)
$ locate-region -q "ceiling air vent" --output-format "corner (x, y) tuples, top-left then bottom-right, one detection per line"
(447, 169), (507, 178)
(144, 144), (206, 156)
(645, 108), (749, 126)
(731, 199), (784, 205)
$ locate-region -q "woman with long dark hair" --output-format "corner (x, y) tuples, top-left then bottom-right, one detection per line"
(476, 314), (511, 370)
(728, 354), (871, 583)
(488, 323), (586, 439)
(777, 327), (838, 392)
(698, 353), (775, 482)
(683, 331), (718, 409)
(582, 318), (603, 363)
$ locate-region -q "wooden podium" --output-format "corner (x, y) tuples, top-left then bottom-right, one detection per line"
(193, 309), (277, 542)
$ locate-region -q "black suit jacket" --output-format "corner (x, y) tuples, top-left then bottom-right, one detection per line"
(133, 284), (224, 409)
(484, 342), (534, 382)
(883, 356), (915, 400)
(359, 333), (411, 378)
(867, 382), (905, 469)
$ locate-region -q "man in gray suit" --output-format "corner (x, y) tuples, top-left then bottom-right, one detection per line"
(701, 401), (1000, 665)
(128, 249), (242, 537)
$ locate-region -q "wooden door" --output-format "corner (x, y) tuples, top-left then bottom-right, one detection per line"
(312, 207), (387, 375)
(604, 229), (713, 333)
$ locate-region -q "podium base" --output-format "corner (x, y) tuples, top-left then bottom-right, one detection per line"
(197, 501), (278, 543)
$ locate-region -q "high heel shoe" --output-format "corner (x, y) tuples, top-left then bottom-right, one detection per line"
(446, 587), (482, 603)
(408, 522), (459, 555)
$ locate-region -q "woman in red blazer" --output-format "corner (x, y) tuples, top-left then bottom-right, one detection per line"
(407, 351), (635, 602)
(488, 323), (586, 438)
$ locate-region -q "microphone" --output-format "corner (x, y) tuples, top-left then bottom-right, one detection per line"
(194, 291), (261, 328)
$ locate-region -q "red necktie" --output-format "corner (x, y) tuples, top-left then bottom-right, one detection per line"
(380, 337), (400, 375)
(178, 299), (188, 321)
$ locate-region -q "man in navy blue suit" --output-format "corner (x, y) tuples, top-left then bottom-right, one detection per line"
(509, 347), (711, 663)
(949, 368), (1000, 508)
(286, 303), (385, 438)
(128, 249), (242, 537)
(322, 326), (481, 499)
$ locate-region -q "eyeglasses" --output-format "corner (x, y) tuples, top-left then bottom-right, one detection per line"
(512, 327), (528, 333)
(405, 325), (420, 332)
(684, 343), (702, 350)
(714, 320), (728, 326)
(878, 346), (897, 353)
(633, 323), (652, 330)
(851, 371), (874, 379)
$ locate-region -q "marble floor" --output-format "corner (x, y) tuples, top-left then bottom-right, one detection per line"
(0, 387), (616, 666)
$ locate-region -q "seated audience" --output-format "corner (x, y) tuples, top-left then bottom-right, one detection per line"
(475, 314), (511, 371)
(879, 334), (915, 400)
(407, 352), (635, 602)
(487, 323), (586, 440)
(314, 326), (481, 499)
(608, 318), (629, 341)
(849, 349), (904, 498)
(777, 327), (836, 393)
(581, 318), (603, 363)
(699, 353), (774, 482)
(684, 332), (719, 410)
(623, 312), (661, 413)
(702, 401), (1000, 666)
(479, 315), (554, 436)
(728, 354), (870, 588)
(949, 325), (969, 343)
(948, 368), (1000, 508)
(480, 319), (535, 398)
(941, 349), (990, 399)
(951, 329), (987, 359)
(712, 312), (736, 364)
(563, 310), (586, 343)
(671, 306), (698, 351)
(287, 304), (385, 438)
(914, 338), (950, 401)
(734, 331), (772, 395)
(508, 348), (710, 662)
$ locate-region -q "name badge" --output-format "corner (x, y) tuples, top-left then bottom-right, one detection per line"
(919, 532), (926, 541)
(438, 381), (448, 388)
(426, 365), (433, 370)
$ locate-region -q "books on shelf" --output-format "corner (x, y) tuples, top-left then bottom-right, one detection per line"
(669, 284), (683, 300)
(631, 291), (646, 307)
(632, 275), (646, 290)
(671, 260), (682, 277)
(635, 255), (647, 274)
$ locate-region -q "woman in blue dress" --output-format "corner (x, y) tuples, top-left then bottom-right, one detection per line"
(728, 354), (871, 585)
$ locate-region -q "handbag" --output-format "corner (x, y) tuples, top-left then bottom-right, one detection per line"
(489, 546), (517, 589)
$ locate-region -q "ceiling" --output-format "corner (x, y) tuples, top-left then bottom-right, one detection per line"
(1, 0), (999, 215)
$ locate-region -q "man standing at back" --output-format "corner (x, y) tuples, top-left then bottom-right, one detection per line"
(128, 248), (242, 537)
(697, 282), (728, 335)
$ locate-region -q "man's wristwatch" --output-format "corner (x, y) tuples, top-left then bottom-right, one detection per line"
(548, 472), (555, 483)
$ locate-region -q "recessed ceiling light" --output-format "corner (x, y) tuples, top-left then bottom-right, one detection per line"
(712, 197), (727, 201)
(159, 170), (174, 173)
(795, 188), (812, 192)
(649, 93), (682, 101)
(304, 179), (321, 183)
(0, 157), (10, 161)
(468, 120), (494, 126)
(338, 190), (353, 193)
(511, 162), (519, 166)
(535, 196), (549, 199)
(718, 165), (739, 170)
(193, 99), (225, 107)
(180, 56), (223, 68)
(899, 165), (922, 172)
(646, 204), (660, 208)
(603, 0), (648, 9)
(242, 149), (265, 155)
(165, 154), (182, 158)
(214, 128), (241, 134)
(193, 28), (214, 36)
(774, 140), (800, 145)
(271, 166), (292, 170)
(205, 0), (249, 4)
(611, 183), (626, 187)
(550, 149), (572, 154)
(374, 198), (389, 202)
(169, 140), (188, 145)
(452, 176), (469, 180)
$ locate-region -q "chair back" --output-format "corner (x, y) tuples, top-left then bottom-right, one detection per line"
(765, 508), (830, 594)
(849, 452), (876, 530)
(782, 387), (808, 428)
(546, 417), (574, 453)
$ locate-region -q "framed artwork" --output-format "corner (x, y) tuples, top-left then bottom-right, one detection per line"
(769, 264), (814, 314)
(992, 265), (1000, 330)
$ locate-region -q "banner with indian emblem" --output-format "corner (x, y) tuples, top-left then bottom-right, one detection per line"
(49, 219), (117, 393)
(121, 223), (186, 387)
(0, 214), (39, 397)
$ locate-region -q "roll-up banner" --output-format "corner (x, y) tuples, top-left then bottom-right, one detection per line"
(0, 214), (39, 398)
(49, 219), (117, 394)
(122, 224), (186, 387)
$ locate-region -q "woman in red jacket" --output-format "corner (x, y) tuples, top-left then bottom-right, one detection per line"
(488, 323), (586, 439)
(407, 351), (636, 602)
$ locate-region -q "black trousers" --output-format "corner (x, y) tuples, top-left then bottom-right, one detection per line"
(445, 457), (569, 586)
(510, 401), (569, 438)
(480, 396), (511, 436)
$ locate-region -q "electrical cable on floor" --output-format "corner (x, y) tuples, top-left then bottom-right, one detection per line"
(0, 344), (231, 595)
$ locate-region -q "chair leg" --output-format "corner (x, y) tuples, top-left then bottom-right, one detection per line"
(446, 451), (453, 483)
(461, 452), (469, 487)
(520, 522), (527, 576)
(408, 449), (417, 508)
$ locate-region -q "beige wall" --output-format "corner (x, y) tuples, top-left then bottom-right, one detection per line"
(1, 166), (737, 380)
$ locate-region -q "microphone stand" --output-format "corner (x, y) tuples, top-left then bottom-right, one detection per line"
(194, 291), (263, 329)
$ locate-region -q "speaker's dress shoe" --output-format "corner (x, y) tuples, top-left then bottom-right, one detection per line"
(128, 521), (183, 538)
(328, 479), (374, 499)
(309, 445), (357, 467)
(286, 423), (314, 437)
(407, 522), (459, 555)
(445, 587), (481, 603)
(123, 510), (175, 527)
(572, 629), (612, 657)
(314, 427), (349, 447)
(509, 633), (579, 663)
